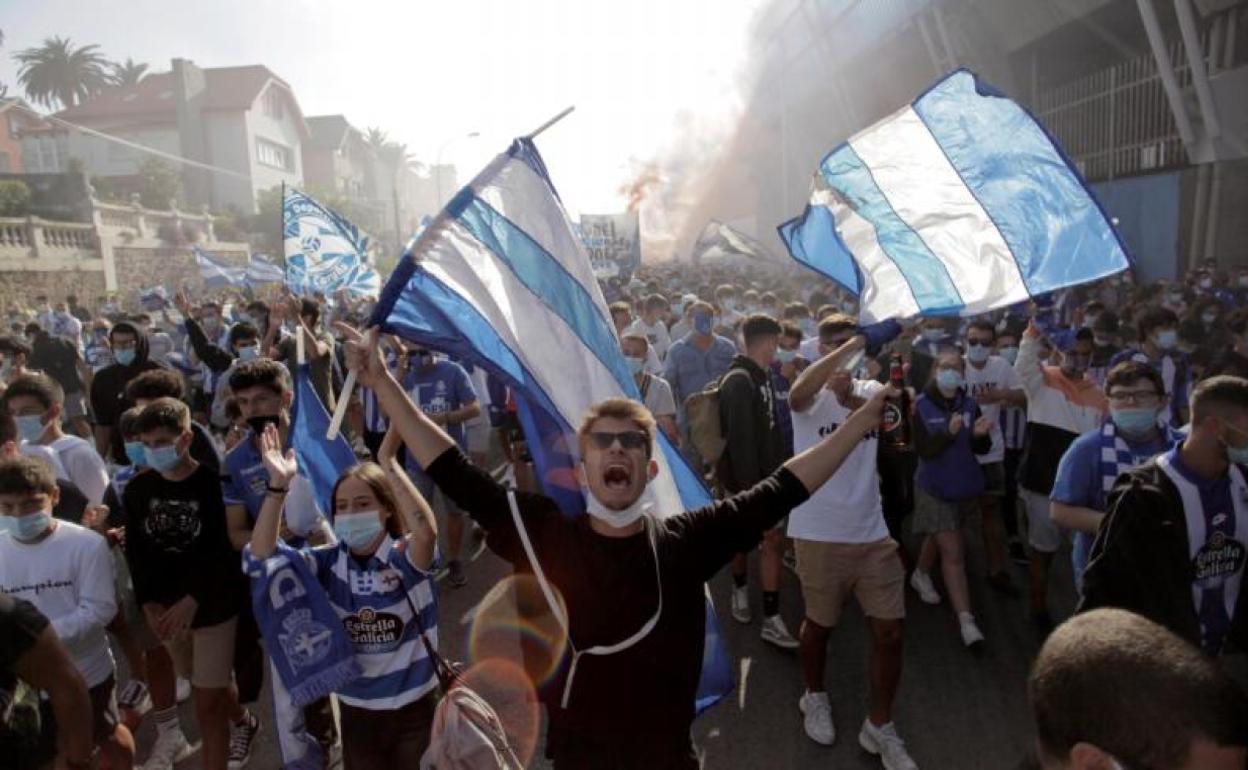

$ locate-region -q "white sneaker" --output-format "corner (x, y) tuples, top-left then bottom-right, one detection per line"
(908, 570), (941, 605)
(798, 691), (835, 745)
(142, 728), (198, 770)
(761, 615), (800, 649)
(175, 677), (192, 703)
(859, 719), (919, 770)
(959, 614), (985, 648)
(730, 585), (751, 624)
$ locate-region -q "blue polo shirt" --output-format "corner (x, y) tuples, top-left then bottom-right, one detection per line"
(222, 435), (271, 521)
(402, 360), (477, 450)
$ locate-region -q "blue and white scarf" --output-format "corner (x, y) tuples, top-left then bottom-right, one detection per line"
(1099, 419), (1184, 496)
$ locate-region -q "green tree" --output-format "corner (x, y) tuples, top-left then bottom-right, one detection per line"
(14, 36), (110, 109)
(108, 57), (147, 87)
(137, 156), (181, 209)
(0, 180), (31, 216)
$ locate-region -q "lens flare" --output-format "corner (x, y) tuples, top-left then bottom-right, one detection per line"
(467, 573), (570, 690)
(456, 658), (542, 767)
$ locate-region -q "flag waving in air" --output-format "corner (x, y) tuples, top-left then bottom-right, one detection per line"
(370, 137), (733, 713)
(779, 69), (1131, 321)
(693, 219), (786, 266)
(193, 246), (246, 290)
(246, 253), (286, 288)
(283, 188), (381, 298)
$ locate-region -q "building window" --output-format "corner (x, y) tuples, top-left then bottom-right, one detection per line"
(263, 87), (284, 120)
(257, 138), (291, 170)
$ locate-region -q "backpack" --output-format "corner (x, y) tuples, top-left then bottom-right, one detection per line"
(403, 580), (521, 770)
(683, 368), (751, 465)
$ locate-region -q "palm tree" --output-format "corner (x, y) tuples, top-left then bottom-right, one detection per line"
(14, 36), (111, 109)
(109, 57), (148, 87)
(364, 126), (389, 154)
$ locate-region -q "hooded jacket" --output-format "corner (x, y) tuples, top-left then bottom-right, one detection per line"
(88, 321), (163, 463)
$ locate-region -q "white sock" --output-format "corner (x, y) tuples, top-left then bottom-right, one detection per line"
(958, 611), (975, 623)
(154, 706), (181, 736)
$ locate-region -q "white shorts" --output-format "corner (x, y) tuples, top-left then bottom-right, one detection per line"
(466, 419), (490, 455)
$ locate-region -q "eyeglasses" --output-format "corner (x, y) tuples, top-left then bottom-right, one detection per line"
(588, 430), (650, 455)
(1107, 390), (1160, 405)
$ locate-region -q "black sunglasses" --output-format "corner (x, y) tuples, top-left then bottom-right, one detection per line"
(588, 430), (650, 455)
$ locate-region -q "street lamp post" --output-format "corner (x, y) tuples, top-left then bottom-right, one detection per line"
(435, 131), (480, 211)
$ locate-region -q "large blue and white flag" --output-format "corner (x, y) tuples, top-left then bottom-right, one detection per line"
(290, 363), (357, 523)
(371, 138), (733, 712)
(245, 253), (286, 288)
(193, 246), (246, 290)
(283, 188), (381, 297)
(779, 69), (1131, 322)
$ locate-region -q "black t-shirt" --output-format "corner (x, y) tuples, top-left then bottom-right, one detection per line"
(121, 463), (244, 627)
(28, 333), (82, 394)
(0, 593), (46, 674)
(53, 479), (88, 523)
(426, 446), (809, 750)
(89, 360), (163, 463)
(189, 422), (221, 472)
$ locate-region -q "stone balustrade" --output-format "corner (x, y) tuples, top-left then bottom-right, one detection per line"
(0, 215), (97, 258)
(93, 194), (216, 243)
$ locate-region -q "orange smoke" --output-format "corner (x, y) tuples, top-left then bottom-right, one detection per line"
(619, 166), (662, 213)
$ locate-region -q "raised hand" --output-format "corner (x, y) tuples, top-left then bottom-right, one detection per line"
(174, 289), (194, 318)
(258, 423), (297, 489)
(335, 323), (387, 388)
(949, 413), (965, 434)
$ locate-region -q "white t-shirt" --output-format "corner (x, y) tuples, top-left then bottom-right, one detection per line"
(19, 442), (68, 480)
(0, 521), (117, 686)
(625, 318), (672, 363)
(800, 337), (821, 363)
(638, 372), (676, 419)
(787, 380), (888, 543)
(47, 435), (110, 506)
(963, 355), (1022, 464)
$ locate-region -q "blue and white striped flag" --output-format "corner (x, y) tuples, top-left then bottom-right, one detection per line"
(779, 69), (1130, 322)
(193, 246), (246, 290)
(245, 253), (285, 287)
(283, 188), (381, 298)
(371, 137), (733, 713)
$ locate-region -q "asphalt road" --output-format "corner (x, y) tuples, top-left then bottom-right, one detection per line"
(129, 509), (1076, 769)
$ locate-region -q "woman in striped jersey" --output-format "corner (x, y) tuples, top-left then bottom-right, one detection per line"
(247, 421), (440, 769)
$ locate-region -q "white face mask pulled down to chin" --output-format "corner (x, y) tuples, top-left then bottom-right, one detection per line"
(583, 483), (654, 528)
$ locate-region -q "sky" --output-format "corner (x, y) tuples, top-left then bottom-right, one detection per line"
(0, 0), (765, 231)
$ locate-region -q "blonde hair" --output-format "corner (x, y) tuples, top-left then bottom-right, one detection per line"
(577, 398), (656, 457)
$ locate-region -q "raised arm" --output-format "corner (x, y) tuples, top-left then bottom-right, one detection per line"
(338, 324), (457, 469)
(789, 336), (863, 414)
(377, 425), (438, 569)
(247, 424), (295, 560)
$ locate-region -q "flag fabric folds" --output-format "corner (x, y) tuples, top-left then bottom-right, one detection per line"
(370, 137), (733, 713)
(193, 246), (246, 290)
(289, 362), (357, 524)
(246, 253), (286, 287)
(283, 188), (381, 298)
(778, 69), (1131, 322)
(693, 219), (785, 266)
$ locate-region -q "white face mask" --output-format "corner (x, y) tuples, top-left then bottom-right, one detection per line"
(583, 483), (652, 529)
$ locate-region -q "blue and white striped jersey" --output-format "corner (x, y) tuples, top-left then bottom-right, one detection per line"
(300, 536), (439, 710)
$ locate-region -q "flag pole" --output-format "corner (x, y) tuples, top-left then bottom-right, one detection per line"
(526, 106), (575, 140)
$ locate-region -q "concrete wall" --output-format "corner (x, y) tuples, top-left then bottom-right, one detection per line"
(204, 111), (255, 213)
(63, 125), (181, 178)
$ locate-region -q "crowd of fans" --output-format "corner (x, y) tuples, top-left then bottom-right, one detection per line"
(0, 255), (1246, 769)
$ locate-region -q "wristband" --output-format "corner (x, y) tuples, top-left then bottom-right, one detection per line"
(267, 485), (289, 494)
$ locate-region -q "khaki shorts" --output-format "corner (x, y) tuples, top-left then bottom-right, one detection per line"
(795, 537), (906, 627)
(165, 615), (238, 689)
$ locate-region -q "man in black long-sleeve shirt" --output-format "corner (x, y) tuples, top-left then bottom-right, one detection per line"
(339, 323), (892, 769)
(717, 314), (798, 647)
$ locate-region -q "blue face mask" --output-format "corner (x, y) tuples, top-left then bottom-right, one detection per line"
(998, 346), (1019, 365)
(236, 344), (259, 362)
(777, 349), (797, 364)
(625, 356), (645, 375)
(1225, 424), (1248, 466)
(1111, 408), (1159, 438)
(124, 441), (148, 467)
(921, 328), (944, 342)
(1154, 330), (1178, 351)
(333, 511), (385, 552)
(145, 444), (182, 472)
(936, 369), (963, 392)
(1, 510), (52, 541)
(114, 347), (137, 366)
(966, 344), (991, 364)
(692, 314), (713, 335)
(15, 414), (46, 443)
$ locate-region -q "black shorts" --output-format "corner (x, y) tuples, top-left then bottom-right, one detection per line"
(37, 674), (121, 756)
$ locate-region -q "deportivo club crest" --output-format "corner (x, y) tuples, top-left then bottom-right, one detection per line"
(278, 608), (333, 671)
